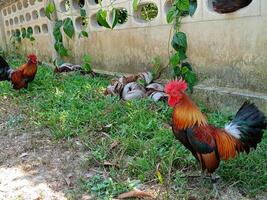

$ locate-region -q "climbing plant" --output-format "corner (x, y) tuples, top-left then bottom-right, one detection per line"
(45, 0), (197, 91)
(167, 0), (197, 92)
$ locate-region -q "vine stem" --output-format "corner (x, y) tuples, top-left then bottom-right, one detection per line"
(153, 25), (173, 80)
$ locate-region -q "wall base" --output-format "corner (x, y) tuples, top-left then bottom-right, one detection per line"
(192, 84), (267, 115)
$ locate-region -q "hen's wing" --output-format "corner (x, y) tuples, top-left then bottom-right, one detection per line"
(10, 70), (27, 89)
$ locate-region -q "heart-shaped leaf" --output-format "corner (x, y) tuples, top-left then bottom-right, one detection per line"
(189, 0), (197, 16)
(79, 31), (89, 38)
(167, 6), (179, 23)
(63, 17), (75, 38)
(171, 32), (187, 51)
(133, 0), (140, 11)
(45, 3), (56, 20)
(170, 53), (180, 66)
(96, 9), (111, 28)
(111, 8), (119, 28)
(177, 0), (190, 12)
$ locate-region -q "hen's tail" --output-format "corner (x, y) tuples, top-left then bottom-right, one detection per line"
(224, 101), (266, 152)
(0, 56), (11, 81)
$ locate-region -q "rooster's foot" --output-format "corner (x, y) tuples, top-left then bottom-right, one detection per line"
(212, 183), (220, 198)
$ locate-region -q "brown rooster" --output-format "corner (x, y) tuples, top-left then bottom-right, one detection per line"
(0, 54), (38, 90)
(164, 79), (266, 190)
(212, 0), (253, 13)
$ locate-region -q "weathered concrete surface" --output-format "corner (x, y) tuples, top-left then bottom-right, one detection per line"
(192, 84), (267, 115)
(183, 15), (267, 94)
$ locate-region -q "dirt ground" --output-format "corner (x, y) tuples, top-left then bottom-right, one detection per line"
(0, 98), (90, 200)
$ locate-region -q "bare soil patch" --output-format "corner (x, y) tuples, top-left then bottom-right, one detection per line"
(0, 98), (89, 200)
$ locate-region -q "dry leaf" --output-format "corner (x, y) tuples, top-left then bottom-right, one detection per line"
(104, 124), (113, 128)
(109, 140), (120, 151)
(123, 90), (146, 101)
(54, 63), (82, 73)
(117, 189), (155, 199)
(122, 82), (146, 100)
(82, 194), (92, 200)
(62, 173), (73, 187)
(138, 72), (153, 85)
(19, 152), (29, 158)
(146, 83), (164, 92)
(103, 161), (119, 168)
(148, 91), (167, 102)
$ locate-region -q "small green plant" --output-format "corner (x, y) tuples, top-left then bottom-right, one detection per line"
(150, 56), (164, 80)
(81, 54), (92, 72)
(0, 47), (5, 57)
(82, 174), (139, 199)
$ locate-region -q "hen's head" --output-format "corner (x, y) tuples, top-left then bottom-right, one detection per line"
(27, 54), (37, 64)
(164, 79), (187, 107)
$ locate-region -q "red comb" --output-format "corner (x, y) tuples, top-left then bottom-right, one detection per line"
(27, 54), (37, 59)
(27, 54), (37, 64)
(164, 79), (187, 93)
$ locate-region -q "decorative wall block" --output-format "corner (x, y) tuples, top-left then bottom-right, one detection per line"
(87, 0), (110, 10)
(89, 8), (108, 32)
(41, 23), (49, 34)
(2, 8), (7, 16)
(55, 0), (72, 20)
(161, 0), (203, 24)
(71, 1), (87, 16)
(130, 0), (161, 28)
(108, 1), (132, 30)
(203, 0), (260, 21)
(0, 0), (54, 57)
(34, 25), (41, 34)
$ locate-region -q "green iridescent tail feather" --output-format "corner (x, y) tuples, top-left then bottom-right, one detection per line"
(0, 56), (11, 81)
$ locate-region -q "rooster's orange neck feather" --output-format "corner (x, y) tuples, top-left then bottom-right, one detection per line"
(172, 94), (207, 130)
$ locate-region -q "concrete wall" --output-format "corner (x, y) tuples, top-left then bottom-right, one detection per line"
(0, 0), (55, 60)
(0, 0), (266, 112)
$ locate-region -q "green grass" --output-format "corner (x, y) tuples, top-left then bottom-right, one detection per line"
(0, 58), (266, 199)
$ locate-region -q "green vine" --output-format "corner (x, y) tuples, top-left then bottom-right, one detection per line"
(44, 0), (198, 91)
(167, 0), (197, 92)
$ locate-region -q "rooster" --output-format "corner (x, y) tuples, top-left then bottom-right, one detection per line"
(212, 0), (253, 13)
(0, 54), (38, 90)
(164, 79), (266, 188)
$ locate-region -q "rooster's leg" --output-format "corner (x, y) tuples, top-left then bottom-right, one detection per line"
(201, 170), (209, 179)
(201, 171), (220, 181)
(211, 174), (220, 198)
(211, 174), (220, 181)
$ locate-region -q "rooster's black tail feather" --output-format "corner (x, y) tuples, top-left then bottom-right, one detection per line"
(0, 56), (11, 81)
